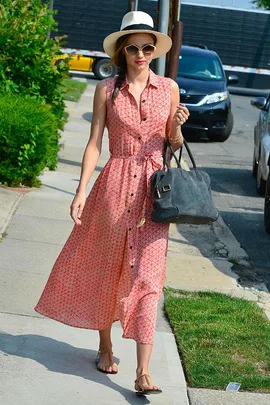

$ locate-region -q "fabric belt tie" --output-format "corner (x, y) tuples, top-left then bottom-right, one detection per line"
(110, 154), (163, 227)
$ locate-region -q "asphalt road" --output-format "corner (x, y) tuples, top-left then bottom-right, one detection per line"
(182, 93), (270, 284)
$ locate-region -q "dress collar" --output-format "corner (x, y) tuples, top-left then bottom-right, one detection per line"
(120, 69), (159, 91)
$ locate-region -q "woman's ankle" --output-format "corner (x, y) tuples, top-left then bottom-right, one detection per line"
(99, 343), (112, 353)
(136, 367), (149, 377)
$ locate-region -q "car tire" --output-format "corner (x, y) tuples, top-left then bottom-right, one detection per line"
(207, 112), (233, 142)
(264, 173), (270, 233)
(252, 150), (258, 177)
(256, 163), (266, 195)
(92, 59), (117, 79)
(55, 59), (64, 66)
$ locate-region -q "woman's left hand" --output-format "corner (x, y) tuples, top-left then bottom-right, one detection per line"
(173, 104), (190, 127)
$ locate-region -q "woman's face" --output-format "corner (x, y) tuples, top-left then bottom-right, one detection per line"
(123, 33), (155, 71)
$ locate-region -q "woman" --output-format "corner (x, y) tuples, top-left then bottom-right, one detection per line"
(35, 11), (189, 395)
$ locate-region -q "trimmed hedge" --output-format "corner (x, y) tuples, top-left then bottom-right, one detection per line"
(0, 93), (60, 187)
(0, 0), (70, 128)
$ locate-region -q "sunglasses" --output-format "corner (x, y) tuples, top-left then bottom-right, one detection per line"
(124, 43), (156, 56)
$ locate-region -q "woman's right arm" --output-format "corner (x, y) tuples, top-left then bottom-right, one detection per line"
(70, 81), (107, 225)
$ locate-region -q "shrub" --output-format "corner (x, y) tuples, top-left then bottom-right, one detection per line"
(0, 0), (70, 127)
(0, 93), (59, 187)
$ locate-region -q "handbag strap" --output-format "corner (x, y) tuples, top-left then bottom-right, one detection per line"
(166, 139), (197, 169)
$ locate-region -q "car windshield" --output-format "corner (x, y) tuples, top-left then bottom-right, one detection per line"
(178, 53), (224, 81)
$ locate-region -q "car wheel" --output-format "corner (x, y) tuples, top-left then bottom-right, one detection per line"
(55, 59), (64, 67)
(256, 162), (266, 195)
(93, 59), (117, 79)
(252, 150), (258, 177)
(264, 174), (270, 233)
(207, 112), (233, 142)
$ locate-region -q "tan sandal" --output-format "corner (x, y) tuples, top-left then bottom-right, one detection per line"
(134, 374), (162, 396)
(95, 349), (118, 374)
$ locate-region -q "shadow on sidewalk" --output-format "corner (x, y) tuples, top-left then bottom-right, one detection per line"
(0, 332), (150, 404)
(58, 158), (103, 172)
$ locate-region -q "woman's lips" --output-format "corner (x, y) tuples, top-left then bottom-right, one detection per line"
(135, 60), (145, 65)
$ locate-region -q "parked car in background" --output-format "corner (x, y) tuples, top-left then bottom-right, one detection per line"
(54, 52), (117, 79)
(265, 173), (270, 233)
(251, 94), (270, 194)
(176, 45), (238, 142)
(251, 94), (270, 233)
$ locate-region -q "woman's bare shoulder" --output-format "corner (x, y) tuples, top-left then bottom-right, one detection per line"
(155, 74), (178, 90)
(96, 77), (116, 92)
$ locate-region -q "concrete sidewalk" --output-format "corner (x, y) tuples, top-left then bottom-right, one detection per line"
(0, 81), (269, 404)
(0, 84), (188, 405)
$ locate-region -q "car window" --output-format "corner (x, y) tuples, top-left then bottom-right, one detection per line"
(178, 53), (224, 81)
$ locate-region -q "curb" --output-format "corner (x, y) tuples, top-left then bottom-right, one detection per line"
(212, 215), (249, 263)
(0, 188), (24, 237)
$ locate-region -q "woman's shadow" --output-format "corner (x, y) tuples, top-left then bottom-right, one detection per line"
(0, 332), (150, 404)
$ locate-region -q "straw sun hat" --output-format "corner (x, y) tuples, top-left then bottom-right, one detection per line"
(103, 11), (172, 59)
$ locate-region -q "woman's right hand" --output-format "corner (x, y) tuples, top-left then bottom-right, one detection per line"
(70, 191), (86, 226)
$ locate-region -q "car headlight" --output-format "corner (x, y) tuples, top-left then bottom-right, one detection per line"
(201, 91), (229, 105)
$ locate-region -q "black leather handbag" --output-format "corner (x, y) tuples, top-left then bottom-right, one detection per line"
(151, 140), (219, 224)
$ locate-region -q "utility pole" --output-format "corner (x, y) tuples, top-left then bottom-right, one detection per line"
(47, 1), (54, 39)
(128, 0), (138, 11)
(166, 0), (183, 80)
(156, 0), (170, 76)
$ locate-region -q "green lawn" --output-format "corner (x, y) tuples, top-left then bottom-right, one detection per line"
(61, 78), (87, 102)
(164, 288), (270, 392)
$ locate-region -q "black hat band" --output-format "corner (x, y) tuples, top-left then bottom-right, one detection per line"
(122, 23), (154, 32)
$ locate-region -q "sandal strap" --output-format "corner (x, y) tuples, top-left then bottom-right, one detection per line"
(134, 374), (151, 384)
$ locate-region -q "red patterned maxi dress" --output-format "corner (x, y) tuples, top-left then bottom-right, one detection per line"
(35, 70), (172, 344)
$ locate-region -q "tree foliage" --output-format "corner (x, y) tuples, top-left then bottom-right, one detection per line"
(0, 0), (69, 125)
(252, 0), (270, 10)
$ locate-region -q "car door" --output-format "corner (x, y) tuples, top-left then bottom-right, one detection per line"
(260, 94), (270, 134)
(255, 94), (270, 163)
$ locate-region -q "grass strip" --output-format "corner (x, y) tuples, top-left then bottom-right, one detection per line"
(62, 79), (87, 102)
(164, 288), (270, 392)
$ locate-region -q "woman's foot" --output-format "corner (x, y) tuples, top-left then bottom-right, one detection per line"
(96, 348), (118, 374)
(134, 373), (162, 396)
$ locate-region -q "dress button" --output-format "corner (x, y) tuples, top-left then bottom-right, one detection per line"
(138, 136), (141, 140)
(142, 100), (146, 103)
(128, 228), (132, 231)
(131, 265), (134, 268)
(130, 246), (133, 249)
(134, 175), (137, 178)
(131, 193), (134, 196)
(127, 210), (131, 213)
(143, 118), (146, 121)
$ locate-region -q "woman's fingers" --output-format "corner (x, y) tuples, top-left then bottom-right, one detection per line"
(174, 104), (190, 125)
(70, 196), (86, 225)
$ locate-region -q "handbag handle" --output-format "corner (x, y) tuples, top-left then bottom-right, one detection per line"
(165, 139), (197, 169)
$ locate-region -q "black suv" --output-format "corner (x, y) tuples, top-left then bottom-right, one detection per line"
(176, 45), (238, 142)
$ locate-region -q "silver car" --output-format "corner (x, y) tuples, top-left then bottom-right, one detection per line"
(251, 93), (270, 233)
(251, 94), (270, 194)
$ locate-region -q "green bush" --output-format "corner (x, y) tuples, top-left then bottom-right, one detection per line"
(0, 0), (70, 128)
(0, 93), (59, 187)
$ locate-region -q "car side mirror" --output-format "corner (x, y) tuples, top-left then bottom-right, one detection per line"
(250, 97), (267, 110)
(227, 75), (239, 85)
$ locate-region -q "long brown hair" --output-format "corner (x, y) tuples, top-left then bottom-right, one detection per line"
(111, 35), (130, 102)
(110, 33), (157, 103)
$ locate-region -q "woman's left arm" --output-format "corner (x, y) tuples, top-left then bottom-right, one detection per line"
(166, 80), (190, 151)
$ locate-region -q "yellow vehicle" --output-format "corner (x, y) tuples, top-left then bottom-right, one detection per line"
(55, 49), (117, 80)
